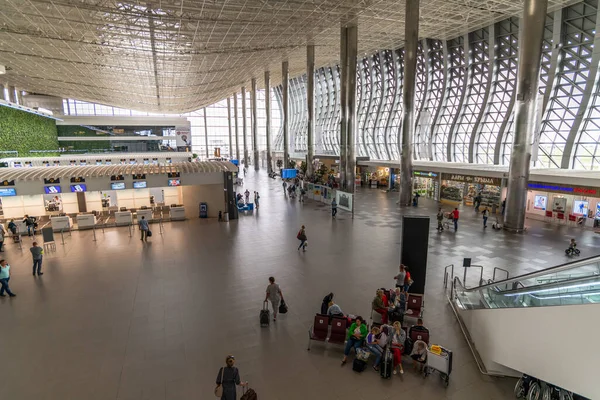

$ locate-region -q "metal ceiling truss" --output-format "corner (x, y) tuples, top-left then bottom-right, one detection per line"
(272, 0), (600, 170)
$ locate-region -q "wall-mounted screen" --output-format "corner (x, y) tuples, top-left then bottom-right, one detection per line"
(573, 200), (589, 216)
(533, 195), (547, 210)
(168, 179), (181, 187)
(133, 181), (147, 189)
(70, 184), (87, 192)
(0, 188), (17, 196)
(44, 185), (62, 194)
(111, 182), (126, 190)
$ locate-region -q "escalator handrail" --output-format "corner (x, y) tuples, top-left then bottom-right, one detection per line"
(452, 254), (600, 293)
(488, 274), (600, 296)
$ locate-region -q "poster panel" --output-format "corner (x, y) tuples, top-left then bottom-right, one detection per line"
(336, 190), (353, 212)
(552, 197), (567, 213)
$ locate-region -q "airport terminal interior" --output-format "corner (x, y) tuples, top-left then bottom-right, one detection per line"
(0, 0), (599, 399)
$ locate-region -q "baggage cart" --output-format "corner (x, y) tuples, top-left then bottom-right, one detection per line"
(424, 345), (452, 387)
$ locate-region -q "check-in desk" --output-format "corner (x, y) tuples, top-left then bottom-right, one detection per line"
(136, 209), (153, 222)
(76, 214), (97, 230)
(114, 211), (133, 226)
(169, 206), (185, 221)
(50, 216), (73, 232)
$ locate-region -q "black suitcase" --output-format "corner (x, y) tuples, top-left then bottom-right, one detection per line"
(260, 301), (270, 327)
(380, 348), (393, 379)
(352, 359), (366, 373)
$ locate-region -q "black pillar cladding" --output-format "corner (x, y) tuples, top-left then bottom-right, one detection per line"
(400, 216), (430, 295)
(223, 172), (238, 219)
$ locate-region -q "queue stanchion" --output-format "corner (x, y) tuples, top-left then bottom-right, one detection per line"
(159, 215), (164, 235)
(128, 223), (132, 238)
(93, 224), (97, 241)
(16, 226), (22, 250)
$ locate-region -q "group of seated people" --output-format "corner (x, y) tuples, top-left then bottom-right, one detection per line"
(320, 292), (429, 375)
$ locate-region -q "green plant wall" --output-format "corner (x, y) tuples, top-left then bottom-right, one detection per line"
(0, 105), (59, 157)
(57, 125), (111, 151)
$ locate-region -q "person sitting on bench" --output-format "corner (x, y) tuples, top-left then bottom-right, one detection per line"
(372, 289), (388, 324)
(409, 318), (429, 339)
(341, 316), (368, 365)
(366, 326), (388, 371)
(326, 300), (344, 317)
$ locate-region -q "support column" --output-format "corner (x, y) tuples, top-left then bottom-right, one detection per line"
(241, 86), (248, 166)
(16, 89), (23, 105)
(282, 62), (290, 169)
(307, 45), (315, 176)
(399, 0), (419, 206)
(339, 26), (348, 188)
(203, 107), (209, 159)
(0, 84), (5, 101)
(251, 78), (259, 171)
(233, 93), (240, 161)
(227, 97), (233, 159)
(504, 0), (548, 232)
(265, 71), (273, 173)
(346, 25), (358, 192)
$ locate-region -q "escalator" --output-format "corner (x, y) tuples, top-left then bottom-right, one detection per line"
(449, 256), (600, 399)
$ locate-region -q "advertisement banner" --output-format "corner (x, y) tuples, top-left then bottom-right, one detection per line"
(313, 185), (322, 199)
(552, 197), (567, 213)
(175, 129), (192, 151)
(336, 190), (353, 212)
(321, 187), (333, 204)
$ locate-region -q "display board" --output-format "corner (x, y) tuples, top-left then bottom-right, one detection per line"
(552, 197), (567, 212)
(400, 216), (430, 295)
(335, 191), (353, 212)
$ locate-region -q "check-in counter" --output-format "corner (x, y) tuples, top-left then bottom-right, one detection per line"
(76, 214), (97, 230)
(114, 211), (133, 226)
(136, 209), (153, 222)
(170, 206), (185, 221)
(50, 216), (73, 232)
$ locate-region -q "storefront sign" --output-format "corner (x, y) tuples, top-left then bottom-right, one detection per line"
(528, 182), (597, 195)
(441, 173), (501, 186)
(414, 171), (438, 178)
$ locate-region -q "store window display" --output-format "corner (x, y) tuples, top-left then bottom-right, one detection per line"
(440, 173), (502, 210)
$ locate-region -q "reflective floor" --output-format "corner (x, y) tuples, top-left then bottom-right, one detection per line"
(1, 171), (597, 400)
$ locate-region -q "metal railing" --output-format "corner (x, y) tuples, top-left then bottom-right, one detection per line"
(493, 267), (509, 282)
(443, 264), (454, 289)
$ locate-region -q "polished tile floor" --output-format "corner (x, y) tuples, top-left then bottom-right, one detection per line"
(1, 171), (598, 400)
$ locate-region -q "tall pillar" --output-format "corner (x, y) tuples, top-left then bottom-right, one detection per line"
(16, 89), (23, 105)
(203, 107), (209, 159)
(504, 0), (548, 232)
(399, 0), (419, 206)
(233, 93), (240, 161)
(339, 27), (348, 188)
(345, 25), (358, 192)
(251, 78), (259, 171)
(241, 86), (248, 166)
(8, 86), (16, 103)
(0, 84), (5, 101)
(307, 45), (315, 176)
(282, 61), (290, 168)
(265, 71), (273, 173)
(227, 97), (233, 159)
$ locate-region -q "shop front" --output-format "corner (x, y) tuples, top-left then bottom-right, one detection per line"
(440, 173), (503, 211)
(413, 171), (439, 200)
(526, 182), (600, 228)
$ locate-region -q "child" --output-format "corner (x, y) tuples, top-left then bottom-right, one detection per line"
(218, 211), (222, 221)
(569, 238), (577, 250)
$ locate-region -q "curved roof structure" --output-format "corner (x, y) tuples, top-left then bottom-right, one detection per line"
(0, 161), (237, 182)
(0, 0), (572, 113)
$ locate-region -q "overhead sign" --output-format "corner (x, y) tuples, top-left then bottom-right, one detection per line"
(414, 171), (438, 178)
(44, 178), (60, 184)
(441, 173), (501, 186)
(168, 172), (180, 178)
(70, 177), (85, 183)
(0, 180), (15, 186)
(528, 182), (597, 196)
(132, 174), (146, 180)
(111, 175), (125, 181)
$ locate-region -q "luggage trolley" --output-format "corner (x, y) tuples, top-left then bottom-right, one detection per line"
(423, 345), (452, 387)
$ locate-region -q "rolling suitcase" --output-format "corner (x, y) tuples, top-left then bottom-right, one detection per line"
(260, 301), (270, 327)
(380, 347), (393, 379)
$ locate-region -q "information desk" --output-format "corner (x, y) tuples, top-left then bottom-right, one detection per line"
(136, 209), (153, 222)
(76, 214), (97, 229)
(170, 206), (185, 221)
(114, 211), (133, 226)
(50, 216), (72, 232)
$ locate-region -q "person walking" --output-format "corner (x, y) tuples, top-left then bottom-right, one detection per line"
(23, 215), (36, 236)
(394, 264), (408, 289)
(244, 189), (250, 204)
(502, 198), (506, 216)
(215, 355), (247, 400)
(138, 216), (149, 241)
(331, 198), (337, 218)
(254, 191), (260, 209)
(482, 207), (489, 228)
(436, 208), (444, 231)
(0, 259), (16, 297)
(452, 207), (460, 232)
(297, 225), (307, 251)
(30, 242), (44, 276)
(282, 180), (288, 195)
(474, 193), (482, 212)
(265, 277), (284, 321)
(0, 223), (5, 252)
(299, 187), (306, 202)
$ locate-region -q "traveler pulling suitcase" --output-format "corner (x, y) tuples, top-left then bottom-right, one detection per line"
(260, 301), (270, 327)
(380, 347), (393, 379)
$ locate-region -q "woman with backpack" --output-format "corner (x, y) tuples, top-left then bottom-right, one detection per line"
(297, 225), (307, 251)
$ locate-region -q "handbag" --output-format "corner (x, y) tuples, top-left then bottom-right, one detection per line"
(147, 230), (152, 237)
(278, 299), (288, 314)
(214, 367), (224, 397)
(356, 348), (371, 362)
